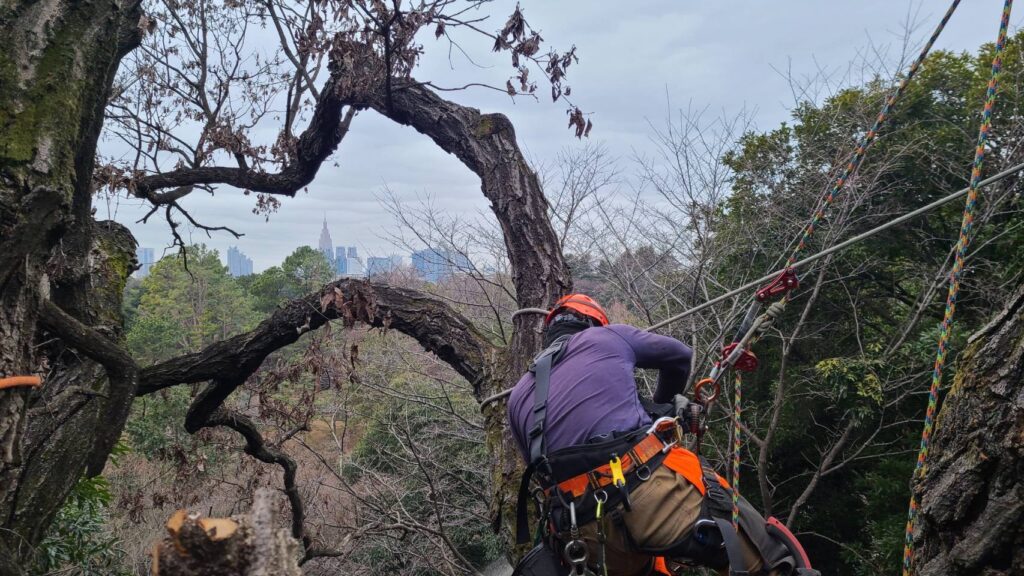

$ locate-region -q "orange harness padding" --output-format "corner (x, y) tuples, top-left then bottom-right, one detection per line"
(0, 376), (42, 391)
(661, 446), (731, 496)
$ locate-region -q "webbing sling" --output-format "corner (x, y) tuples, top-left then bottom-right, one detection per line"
(714, 517), (751, 576)
(529, 351), (554, 464)
(526, 334), (572, 465)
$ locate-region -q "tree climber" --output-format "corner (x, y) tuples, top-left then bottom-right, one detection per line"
(509, 294), (817, 576)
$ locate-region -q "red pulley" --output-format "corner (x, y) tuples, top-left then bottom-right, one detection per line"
(722, 342), (759, 372)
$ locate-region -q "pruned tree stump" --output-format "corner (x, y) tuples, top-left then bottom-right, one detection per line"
(152, 489), (301, 576)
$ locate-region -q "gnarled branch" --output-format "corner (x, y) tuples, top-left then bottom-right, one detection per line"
(139, 278), (495, 397)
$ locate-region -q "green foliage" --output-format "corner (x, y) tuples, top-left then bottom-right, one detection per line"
(127, 244), (258, 364)
(701, 31), (1024, 574)
(32, 477), (130, 576)
(282, 245), (335, 293)
(247, 246), (334, 313)
(123, 244), (258, 464)
(124, 387), (194, 460)
(845, 457), (917, 575)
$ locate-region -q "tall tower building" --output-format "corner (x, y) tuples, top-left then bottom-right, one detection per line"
(227, 246), (254, 277)
(318, 218), (334, 265)
(136, 247), (155, 277)
(335, 247), (348, 275)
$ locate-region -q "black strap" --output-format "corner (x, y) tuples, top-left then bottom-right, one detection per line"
(516, 462), (538, 544)
(526, 334), (572, 465)
(713, 517), (750, 576)
(529, 351), (554, 464)
(517, 334), (571, 545)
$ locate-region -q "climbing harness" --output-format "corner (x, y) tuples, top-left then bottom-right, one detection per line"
(513, 333), (811, 576)
(0, 376), (42, 390)
(902, 1), (1013, 574)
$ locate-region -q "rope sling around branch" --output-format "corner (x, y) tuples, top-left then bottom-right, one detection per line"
(903, 1), (1013, 573)
(482, 159), (1024, 410)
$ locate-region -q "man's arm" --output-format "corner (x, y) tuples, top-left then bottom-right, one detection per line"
(611, 325), (693, 403)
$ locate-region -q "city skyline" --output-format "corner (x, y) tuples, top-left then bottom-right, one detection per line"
(133, 218), (428, 279)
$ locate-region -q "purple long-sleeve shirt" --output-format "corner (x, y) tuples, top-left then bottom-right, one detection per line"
(507, 324), (693, 461)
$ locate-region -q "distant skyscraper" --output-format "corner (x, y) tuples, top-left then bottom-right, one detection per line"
(347, 246), (358, 259)
(367, 255), (402, 277)
(318, 218), (334, 265)
(335, 247), (348, 275)
(411, 248), (471, 282)
(227, 246), (254, 277)
(346, 255), (364, 277)
(136, 247), (155, 277)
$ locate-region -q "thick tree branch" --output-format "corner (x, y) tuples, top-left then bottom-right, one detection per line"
(37, 300), (139, 475)
(139, 278), (495, 397)
(132, 100), (356, 202)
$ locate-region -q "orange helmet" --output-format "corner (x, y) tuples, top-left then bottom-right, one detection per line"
(545, 293), (609, 327)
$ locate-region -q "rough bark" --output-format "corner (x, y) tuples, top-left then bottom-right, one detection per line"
(0, 1), (141, 571)
(139, 278), (495, 396)
(11, 222), (139, 556)
(912, 283), (1024, 575)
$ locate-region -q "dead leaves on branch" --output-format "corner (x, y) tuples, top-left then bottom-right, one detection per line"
(491, 3), (591, 137)
(567, 107), (592, 139)
(108, 0), (596, 221)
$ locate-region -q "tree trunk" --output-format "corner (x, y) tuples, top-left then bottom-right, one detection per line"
(912, 283), (1024, 575)
(0, 1), (141, 571)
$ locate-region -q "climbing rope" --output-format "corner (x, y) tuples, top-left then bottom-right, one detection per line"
(706, 0), (966, 516)
(902, 1), (1013, 573)
(731, 372), (742, 530)
(637, 159), (1024, 335)
(787, 0), (962, 267)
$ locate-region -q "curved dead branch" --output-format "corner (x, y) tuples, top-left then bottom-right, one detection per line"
(137, 278), (495, 563)
(132, 104), (356, 203)
(139, 278), (495, 397)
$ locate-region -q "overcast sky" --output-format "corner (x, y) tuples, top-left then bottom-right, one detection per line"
(102, 0), (1016, 272)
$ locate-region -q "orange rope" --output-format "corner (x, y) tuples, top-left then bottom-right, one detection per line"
(0, 376), (42, 390)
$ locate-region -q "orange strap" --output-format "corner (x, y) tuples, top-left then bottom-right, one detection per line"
(662, 446), (731, 495)
(0, 376), (42, 390)
(652, 557), (672, 576)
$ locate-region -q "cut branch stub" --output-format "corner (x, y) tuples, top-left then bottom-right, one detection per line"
(152, 490), (301, 576)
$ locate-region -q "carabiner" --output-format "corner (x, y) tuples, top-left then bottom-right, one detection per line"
(563, 539), (589, 575)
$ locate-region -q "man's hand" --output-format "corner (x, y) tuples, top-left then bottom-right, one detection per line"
(673, 394), (691, 422)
